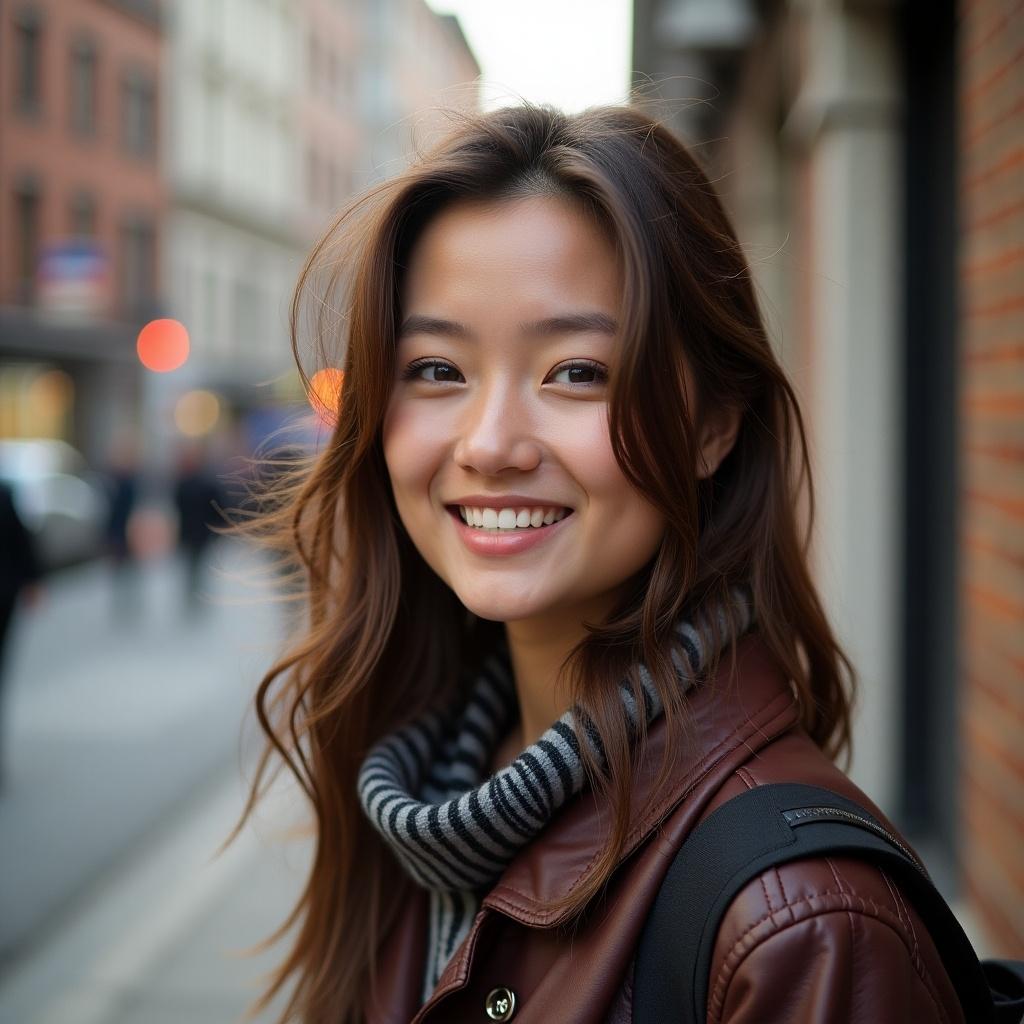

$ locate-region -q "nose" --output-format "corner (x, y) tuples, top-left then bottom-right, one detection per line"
(452, 377), (542, 476)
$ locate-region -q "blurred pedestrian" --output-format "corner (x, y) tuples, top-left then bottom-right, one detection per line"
(102, 433), (142, 621)
(0, 480), (44, 783)
(172, 442), (227, 617)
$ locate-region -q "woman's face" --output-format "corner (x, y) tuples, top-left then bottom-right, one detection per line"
(382, 194), (666, 627)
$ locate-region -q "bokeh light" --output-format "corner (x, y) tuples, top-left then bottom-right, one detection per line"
(137, 318), (190, 372)
(309, 368), (344, 426)
(26, 368), (75, 436)
(174, 389), (221, 437)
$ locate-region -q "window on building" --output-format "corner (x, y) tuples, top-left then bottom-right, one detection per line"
(13, 8), (43, 115)
(203, 84), (224, 174)
(70, 38), (98, 137)
(120, 68), (156, 158)
(118, 217), (156, 318)
(13, 178), (42, 303)
(69, 191), (97, 238)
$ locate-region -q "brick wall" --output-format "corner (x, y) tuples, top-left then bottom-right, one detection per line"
(0, 0), (164, 314)
(957, 0), (1024, 958)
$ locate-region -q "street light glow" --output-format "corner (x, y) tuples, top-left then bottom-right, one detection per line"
(309, 368), (344, 426)
(137, 319), (190, 373)
(174, 389), (221, 437)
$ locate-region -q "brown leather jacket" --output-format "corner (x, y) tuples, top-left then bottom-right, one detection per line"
(367, 634), (963, 1023)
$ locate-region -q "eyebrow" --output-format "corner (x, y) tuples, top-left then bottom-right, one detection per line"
(397, 311), (618, 340)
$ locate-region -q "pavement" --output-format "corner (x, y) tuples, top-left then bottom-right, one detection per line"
(0, 540), (312, 1023)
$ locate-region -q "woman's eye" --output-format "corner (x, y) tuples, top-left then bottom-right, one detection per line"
(401, 358), (464, 383)
(547, 360), (608, 387)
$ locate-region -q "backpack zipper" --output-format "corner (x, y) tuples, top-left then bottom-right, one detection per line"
(783, 805), (928, 876)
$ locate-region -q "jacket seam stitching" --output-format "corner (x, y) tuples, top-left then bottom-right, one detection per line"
(883, 868), (921, 965)
(707, 896), (953, 1024)
(825, 856), (847, 896)
(875, 867), (953, 1016)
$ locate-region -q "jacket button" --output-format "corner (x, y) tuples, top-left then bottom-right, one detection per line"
(484, 986), (516, 1020)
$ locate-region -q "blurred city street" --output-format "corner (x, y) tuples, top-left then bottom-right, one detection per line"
(0, 539), (311, 1024)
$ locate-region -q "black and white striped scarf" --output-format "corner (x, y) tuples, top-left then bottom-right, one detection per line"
(356, 590), (753, 1001)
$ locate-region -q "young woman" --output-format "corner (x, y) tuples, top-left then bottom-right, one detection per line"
(237, 104), (962, 1023)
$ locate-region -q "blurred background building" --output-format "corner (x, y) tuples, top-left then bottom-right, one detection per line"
(634, 0), (1023, 957)
(0, 0), (164, 472)
(160, 0), (304, 473)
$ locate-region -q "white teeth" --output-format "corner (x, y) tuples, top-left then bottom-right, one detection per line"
(457, 505), (571, 530)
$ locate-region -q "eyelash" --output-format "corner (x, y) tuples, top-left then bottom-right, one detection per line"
(400, 357), (609, 388)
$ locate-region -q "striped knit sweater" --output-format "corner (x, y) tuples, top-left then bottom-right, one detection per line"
(356, 590), (754, 1002)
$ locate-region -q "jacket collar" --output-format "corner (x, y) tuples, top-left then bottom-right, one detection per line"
(482, 631), (799, 926)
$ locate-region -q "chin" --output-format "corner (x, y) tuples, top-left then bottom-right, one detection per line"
(454, 587), (560, 625)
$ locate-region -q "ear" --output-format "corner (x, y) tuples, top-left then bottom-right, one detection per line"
(695, 403), (742, 480)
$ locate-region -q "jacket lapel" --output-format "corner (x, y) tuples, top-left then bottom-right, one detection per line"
(482, 632), (799, 925)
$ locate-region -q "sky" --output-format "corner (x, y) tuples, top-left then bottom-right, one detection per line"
(424, 0), (634, 113)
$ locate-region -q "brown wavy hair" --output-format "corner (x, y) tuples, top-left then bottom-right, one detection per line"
(227, 102), (855, 1023)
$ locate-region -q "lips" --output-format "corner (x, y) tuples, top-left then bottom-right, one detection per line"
(446, 504), (573, 556)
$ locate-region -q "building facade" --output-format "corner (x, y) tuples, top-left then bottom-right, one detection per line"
(160, 0), (480, 469)
(360, 0), (480, 183)
(158, 0), (304, 469)
(0, 0), (164, 463)
(299, 0), (365, 239)
(633, 0), (1022, 956)
(1, 0), (480, 474)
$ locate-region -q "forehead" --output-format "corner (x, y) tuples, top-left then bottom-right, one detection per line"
(401, 195), (622, 318)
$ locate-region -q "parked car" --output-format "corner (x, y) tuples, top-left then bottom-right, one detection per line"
(0, 439), (111, 572)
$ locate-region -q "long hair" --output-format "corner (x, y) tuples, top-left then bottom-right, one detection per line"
(226, 102), (855, 1023)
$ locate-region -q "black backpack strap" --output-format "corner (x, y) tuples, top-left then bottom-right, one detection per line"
(633, 783), (1018, 1024)
(985, 962), (1024, 1022)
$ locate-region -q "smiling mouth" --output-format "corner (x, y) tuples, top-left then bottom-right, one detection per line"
(446, 506), (573, 531)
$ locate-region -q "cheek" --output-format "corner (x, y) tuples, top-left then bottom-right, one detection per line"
(382, 401), (435, 497)
(577, 421), (665, 550)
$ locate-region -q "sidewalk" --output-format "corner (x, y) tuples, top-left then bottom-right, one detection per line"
(0, 539), (287, 958)
(0, 537), (314, 1022)
(0, 763), (311, 1024)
